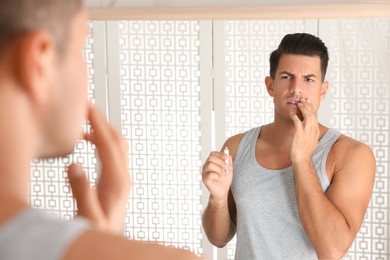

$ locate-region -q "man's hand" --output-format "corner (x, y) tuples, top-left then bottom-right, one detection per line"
(67, 104), (131, 235)
(290, 98), (320, 164)
(202, 151), (232, 202)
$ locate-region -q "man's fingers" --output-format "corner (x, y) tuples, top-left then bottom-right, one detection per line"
(84, 105), (131, 233)
(298, 99), (316, 120)
(86, 106), (127, 159)
(86, 104), (111, 144)
(290, 113), (302, 130)
(202, 152), (232, 186)
(85, 105), (130, 189)
(208, 152), (230, 167)
(67, 163), (102, 221)
(202, 155), (229, 175)
(204, 172), (221, 184)
(202, 163), (223, 178)
(86, 106), (129, 186)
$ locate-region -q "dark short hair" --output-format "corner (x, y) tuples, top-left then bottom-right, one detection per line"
(0, 0), (83, 54)
(269, 33), (329, 82)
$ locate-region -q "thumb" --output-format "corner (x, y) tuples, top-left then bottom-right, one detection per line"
(290, 113), (302, 130)
(67, 163), (102, 222)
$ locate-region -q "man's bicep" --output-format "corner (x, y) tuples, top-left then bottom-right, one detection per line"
(325, 143), (375, 234)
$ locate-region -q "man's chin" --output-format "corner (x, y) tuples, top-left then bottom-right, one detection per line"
(37, 144), (76, 160)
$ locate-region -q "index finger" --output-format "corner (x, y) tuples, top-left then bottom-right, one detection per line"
(209, 151), (230, 163)
(297, 99), (315, 120)
(290, 112), (303, 131)
(84, 105), (128, 159)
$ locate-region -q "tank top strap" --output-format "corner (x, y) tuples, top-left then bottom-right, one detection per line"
(313, 128), (342, 191)
(317, 128), (341, 148)
(233, 126), (261, 165)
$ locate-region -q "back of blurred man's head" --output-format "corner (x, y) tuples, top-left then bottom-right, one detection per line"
(0, 0), (83, 55)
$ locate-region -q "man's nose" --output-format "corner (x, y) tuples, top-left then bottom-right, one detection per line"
(289, 79), (303, 95)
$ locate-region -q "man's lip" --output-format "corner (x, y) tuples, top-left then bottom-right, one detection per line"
(287, 98), (301, 104)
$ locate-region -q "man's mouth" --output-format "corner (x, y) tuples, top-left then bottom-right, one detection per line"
(287, 100), (300, 105)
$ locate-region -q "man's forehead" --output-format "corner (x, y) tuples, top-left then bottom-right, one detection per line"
(277, 54), (321, 73)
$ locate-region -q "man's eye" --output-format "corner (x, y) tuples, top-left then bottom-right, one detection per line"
(305, 78), (315, 82)
(282, 75), (292, 79)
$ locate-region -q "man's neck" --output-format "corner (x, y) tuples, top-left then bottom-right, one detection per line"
(261, 116), (326, 149)
(0, 81), (37, 201)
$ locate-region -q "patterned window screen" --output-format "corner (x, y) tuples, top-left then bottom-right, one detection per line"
(118, 21), (203, 254)
(29, 18), (389, 260)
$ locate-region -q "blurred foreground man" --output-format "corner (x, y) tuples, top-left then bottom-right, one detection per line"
(0, 1), (202, 259)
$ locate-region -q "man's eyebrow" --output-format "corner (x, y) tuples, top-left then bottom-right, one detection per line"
(279, 71), (294, 76)
(304, 74), (318, 78)
(279, 71), (318, 78)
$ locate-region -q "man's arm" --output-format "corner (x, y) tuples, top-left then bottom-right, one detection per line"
(202, 189), (236, 247)
(67, 105), (131, 234)
(291, 99), (375, 259)
(294, 141), (375, 259)
(201, 136), (241, 247)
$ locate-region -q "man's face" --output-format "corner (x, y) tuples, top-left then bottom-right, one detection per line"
(42, 8), (89, 157)
(266, 54), (328, 121)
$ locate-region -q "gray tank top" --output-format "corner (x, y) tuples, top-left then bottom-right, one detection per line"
(231, 126), (341, 260)
(0, 208), (90, 260)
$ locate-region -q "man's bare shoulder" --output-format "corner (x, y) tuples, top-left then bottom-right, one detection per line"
(333, 134), (374, 157)
(330, 133), (375, 173)
(64, 228), (203, 260)
(224, 132), (248, 160)
(225, 132), (246, 146)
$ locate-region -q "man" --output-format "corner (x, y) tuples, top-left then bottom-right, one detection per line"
(0, 0), (201, 259)
(202, 33), (375, 259)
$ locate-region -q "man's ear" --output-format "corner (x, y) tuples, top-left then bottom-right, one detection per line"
(265, 76), (274, 97)
(320, 80), (329, 101)
(15, 31), (55, 105)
